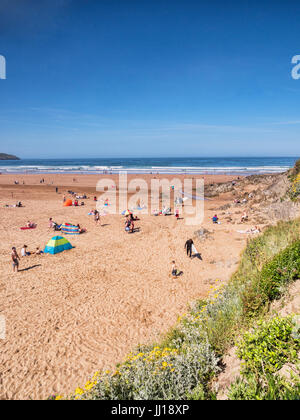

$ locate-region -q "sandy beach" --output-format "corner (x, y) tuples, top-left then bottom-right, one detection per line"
(0, 173), (256, 399)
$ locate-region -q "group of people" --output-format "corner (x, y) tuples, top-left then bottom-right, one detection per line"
(26, 221), (36, 228)
(124, 212), (139, 233)
(11, 245), (43, 272)
(49, 218), (61, 231)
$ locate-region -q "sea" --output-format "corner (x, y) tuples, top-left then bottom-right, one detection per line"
(0, 157), (297, 175)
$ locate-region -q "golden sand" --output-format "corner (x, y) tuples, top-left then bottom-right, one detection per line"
(0, 173), (251, 399)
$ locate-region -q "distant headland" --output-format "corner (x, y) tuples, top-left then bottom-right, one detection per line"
(0, 153), (20, 160)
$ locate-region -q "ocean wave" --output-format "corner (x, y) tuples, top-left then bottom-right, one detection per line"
(0, 164), (291, 175)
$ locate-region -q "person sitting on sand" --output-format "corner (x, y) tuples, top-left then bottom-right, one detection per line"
(125, 219), (131, 232)
(171, 261), (181, 278)
(241, 211), (248, 223)
(26, 221), (35, 228)
(11, 247), (20, 272)
(21, 245), (31, 257)
(251, 226), (261, 233)
(35, 247), (44, 255)
(212, 214), (219, 223)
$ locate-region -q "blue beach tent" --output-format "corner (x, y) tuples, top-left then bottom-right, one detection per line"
(44, 236), (73, 255)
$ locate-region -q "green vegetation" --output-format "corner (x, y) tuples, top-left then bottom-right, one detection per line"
(228, 373), (300, 400)
(228, 316), (300, 400)
(287, 158), (300, 200)
(56, 218), (300, 401)
(237, 317), (299, 375)
(259, 241), (300, 300)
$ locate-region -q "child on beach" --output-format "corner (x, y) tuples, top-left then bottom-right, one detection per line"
(11, 247), (20, 272)
(212, 214), (219, 223)
(94, 210), (100, 225)
(171, 261), (181, 278)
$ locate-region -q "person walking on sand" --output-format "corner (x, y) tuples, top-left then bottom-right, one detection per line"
(94, 209), (100, 225)
(185, 239), (194, 258)
(11, 247), (20, 273)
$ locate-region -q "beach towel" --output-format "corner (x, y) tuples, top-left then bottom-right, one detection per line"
(191, 244), (198, 254)
(20, 225), (36, 230)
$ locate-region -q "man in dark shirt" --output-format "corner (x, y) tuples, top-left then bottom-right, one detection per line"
(184, 239), (194, 258)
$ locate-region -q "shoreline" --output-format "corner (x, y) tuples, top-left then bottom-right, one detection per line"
(0, 169), (292, 176)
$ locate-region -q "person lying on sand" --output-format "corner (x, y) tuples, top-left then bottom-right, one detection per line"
(77, 224), (86, 234)
(26, 221), (35, 228)
(11, 247), (20, 272)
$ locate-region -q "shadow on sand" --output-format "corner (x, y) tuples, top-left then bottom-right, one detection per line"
(19, 264), (41, 272)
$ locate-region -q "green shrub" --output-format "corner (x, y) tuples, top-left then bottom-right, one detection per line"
(228, 373), (300, 400)
(259, 241), (300, 300)
(75, 340), (219, 400)
(237, 316), (300, 375)
(240, 280), (268, 319)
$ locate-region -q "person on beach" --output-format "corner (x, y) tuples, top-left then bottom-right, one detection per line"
(77, 224), (86, 234)
(175, 209), (179, 220)
(241, 211), (248, 223)
(94, 210), (100, 225)
(11, 247), (20, 272)
(185, 239), (194, 258)
(171, 261), (181, 278)
(21, 245), (30, 257)
(125, 218), (133, 233)
(35, 247), (44, 255)
(212, 214), (219, 223)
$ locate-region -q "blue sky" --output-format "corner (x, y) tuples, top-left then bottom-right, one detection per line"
(0, 0), (300, 158)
